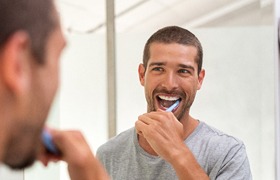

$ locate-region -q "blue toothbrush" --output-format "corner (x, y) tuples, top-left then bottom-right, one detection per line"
(166, 100), (180, 112)
(42, 129), (60, 155)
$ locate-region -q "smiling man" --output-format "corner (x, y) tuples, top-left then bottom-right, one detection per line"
(97, 26), (252, 180)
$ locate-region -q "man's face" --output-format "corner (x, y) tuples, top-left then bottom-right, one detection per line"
(139, 42), (204, 121)
(3, 19), (66, 169)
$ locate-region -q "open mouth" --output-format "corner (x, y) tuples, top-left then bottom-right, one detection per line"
(156, 95), (181, 111)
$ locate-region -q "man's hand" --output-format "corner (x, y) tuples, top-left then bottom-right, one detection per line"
(135, 110), (185, 162)
(38, 129), (109, 180)
(135, 111), (209, 180)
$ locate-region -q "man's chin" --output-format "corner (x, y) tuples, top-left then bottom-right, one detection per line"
(5, 155), (36, 170)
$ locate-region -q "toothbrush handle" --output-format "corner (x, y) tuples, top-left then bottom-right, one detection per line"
(42, 129), (60, 155)
(166, 100), (180, 112)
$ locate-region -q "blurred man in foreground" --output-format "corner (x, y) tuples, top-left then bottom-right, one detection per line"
(0, 0), (109, 179)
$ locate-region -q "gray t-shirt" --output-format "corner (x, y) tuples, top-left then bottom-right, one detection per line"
(97, 121), (252, 180)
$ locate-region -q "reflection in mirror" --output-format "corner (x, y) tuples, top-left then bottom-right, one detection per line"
(115, 1), (275, 180)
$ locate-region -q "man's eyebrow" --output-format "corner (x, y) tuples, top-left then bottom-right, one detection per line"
(148, 62), (196, 71)
(178, 64), (195, 71)
(148, 62), (166, 67)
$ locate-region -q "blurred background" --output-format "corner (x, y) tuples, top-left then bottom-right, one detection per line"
(1, 0), (278, 179)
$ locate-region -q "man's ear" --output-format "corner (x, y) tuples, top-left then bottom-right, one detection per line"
(197, 69), (205, 90)
(138, 63), (145, 86)
(0, 31), (31, 96)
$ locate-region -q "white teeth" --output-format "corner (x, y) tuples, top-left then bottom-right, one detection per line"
(158, 95), (179, 101)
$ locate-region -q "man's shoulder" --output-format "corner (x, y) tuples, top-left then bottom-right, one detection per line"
(192, 121), (245, 152)
(191, 122), (249, 169)
(199, 121), (243, 144)
(195, 122), (252, 179)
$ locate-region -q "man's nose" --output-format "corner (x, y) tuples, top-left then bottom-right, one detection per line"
(161, 72), (179, 91)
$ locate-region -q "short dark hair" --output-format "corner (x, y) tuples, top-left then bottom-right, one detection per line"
(0, 0), (57, 64)
(143, 26), (203, 74)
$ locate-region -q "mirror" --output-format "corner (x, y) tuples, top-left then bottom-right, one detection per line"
(115, 1), (275, 180)
(18, 0), (276, 180)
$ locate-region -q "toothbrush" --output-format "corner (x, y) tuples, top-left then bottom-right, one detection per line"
(166, 100), (180, 112)
(42, 129), (60, 155)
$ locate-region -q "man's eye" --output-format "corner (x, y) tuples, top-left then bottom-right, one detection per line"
(178, 69), (190, 74)
(152, 67), (163, 71)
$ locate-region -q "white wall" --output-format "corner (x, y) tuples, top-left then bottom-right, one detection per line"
(59, 33), (108, 180)
(0, 165), (23, 180)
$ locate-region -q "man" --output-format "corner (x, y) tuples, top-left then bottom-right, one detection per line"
(97, 26), (252, 179)
(0, 0), (109, 179)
